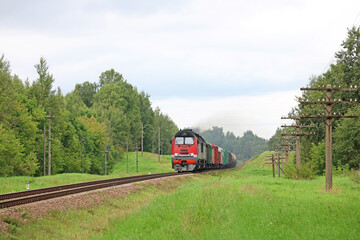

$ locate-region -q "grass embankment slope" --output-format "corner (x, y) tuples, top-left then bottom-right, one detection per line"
(3, 151), (360, 239)
(0, 152), (172, 194)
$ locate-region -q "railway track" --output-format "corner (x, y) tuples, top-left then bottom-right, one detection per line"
(0, 172), (190, 209)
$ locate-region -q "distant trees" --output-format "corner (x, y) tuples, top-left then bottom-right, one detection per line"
(200, 127), (268, 161)
(0, 56), (178, 177)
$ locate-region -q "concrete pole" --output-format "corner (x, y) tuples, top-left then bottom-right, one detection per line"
(126, 140), (129, 173)
(151, 133), (154, 153)
(325, 85), (333, 191)
(141, 123), (144, 156)
(136, 142), (138, 173)
(104, 130), (107, 175)
(296, 119), (301, 168)
(81, 135), (84, 173)
(158, 127), (160, 162)
(43, 123), (46, 176)
(48, 109), (51, 176)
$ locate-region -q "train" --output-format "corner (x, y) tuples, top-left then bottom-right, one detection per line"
(170, 129), (237, 172)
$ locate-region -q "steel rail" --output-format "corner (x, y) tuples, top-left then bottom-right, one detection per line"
(0, 173), (174, 201)
(0, 172), (189, 209)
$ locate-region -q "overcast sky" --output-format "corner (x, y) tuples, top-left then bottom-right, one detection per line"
(1, 0), (360, 139)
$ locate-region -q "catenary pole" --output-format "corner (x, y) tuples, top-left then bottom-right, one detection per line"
(43, 123), (46, 176)
(48, 109), (51, 176)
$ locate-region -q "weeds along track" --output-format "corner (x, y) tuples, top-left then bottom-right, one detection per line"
(0, 172), (191, 209)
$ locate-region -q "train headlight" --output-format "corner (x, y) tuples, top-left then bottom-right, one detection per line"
(175, 153), (179, 156)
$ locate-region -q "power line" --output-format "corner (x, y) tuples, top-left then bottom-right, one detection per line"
(321, 11), (360, 73)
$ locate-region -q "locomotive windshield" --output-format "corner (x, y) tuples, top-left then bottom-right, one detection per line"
(175, 137), (184, 144)
(175, 137), (194, 145)
(185, 137), (194, 144)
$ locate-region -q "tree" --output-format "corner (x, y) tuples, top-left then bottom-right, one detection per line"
(309, 141), (326, 175)
(0, 55), (39, 176)
(333, 107), (360, 170)
(98, 69), (124, 88)
(137, 91), (155, 152)
(74, 81), (97, 107)
(29, 57), (56, 110)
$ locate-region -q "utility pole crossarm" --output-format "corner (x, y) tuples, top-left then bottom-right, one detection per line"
(281, 125), (315, 128)
(300, 115), (358, 119)
(281, 133), (315, 136)
(281, 116), (299, 120)
(300, 101), (358, 105)
(300, 86), (358, 91)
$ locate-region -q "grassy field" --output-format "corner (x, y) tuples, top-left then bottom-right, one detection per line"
(95, 152), (360, 239)
(2, 151), (360, 239)
(110, 152), (173, 175)
(0, 152), (172, 194)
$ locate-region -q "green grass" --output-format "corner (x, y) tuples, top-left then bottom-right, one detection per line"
(96, 151), (360, 240)
(0, 152), (172, 194)
(2, 175), (194, 239)
(3, 151), (360, 239)
(110, 152), (173, 176)
(0, 173), (110, 194)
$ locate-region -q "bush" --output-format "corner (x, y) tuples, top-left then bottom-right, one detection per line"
(333, 164), (350, 176)
(284, 162), (314, 180)
(349, 170), (360, 183)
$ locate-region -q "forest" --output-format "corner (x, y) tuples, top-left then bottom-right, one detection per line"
(269, 26), (360, 174)
(0, 57), (178, 177)
(195, 126), (268, 161)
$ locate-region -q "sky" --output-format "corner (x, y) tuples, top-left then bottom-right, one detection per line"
(1, 0), (360, 139)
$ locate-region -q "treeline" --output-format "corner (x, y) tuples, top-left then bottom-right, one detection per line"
(269, 26), (360, 174)
(195, 126), (268, 161)
(0, 56), (178, 177)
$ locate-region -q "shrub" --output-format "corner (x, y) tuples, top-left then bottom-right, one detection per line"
(284, 162), (314, 180)
(349, 170), (360, 183)
(333, 164), (350, 176)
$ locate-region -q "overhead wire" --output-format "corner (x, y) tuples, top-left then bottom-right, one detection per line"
(321, 10), (360, 74)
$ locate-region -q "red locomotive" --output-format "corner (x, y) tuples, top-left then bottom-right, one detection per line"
(170, 129), (237, 172)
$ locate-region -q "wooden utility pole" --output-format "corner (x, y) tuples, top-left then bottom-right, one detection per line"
(104, 130), (107, 175)
(266, 154), (286, 177)
(272, 155), (275, 178)
(279, 137), (295, 165)
(281, 131), (315, 168)
(265, 154), (276, 178)
(158, 127), (160, 162)
(300, 84), (358, 191)
(281, 116), (314, 168)
(43, 123), (46, 176)
(277, 153), (281, 178)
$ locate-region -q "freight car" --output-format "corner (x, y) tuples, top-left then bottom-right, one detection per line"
(170, 129), (237, 172)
